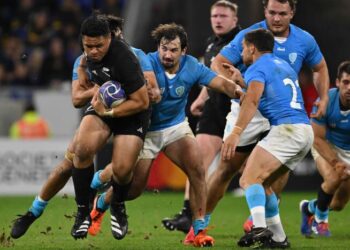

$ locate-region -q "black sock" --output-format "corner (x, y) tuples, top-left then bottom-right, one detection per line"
(72, 165), (96, 215)
(111, 179), (132, 204)
(317, 187), (333, 212)
(183, 199), (192, 217)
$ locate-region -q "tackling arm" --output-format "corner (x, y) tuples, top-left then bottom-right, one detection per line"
(311, 58), (330, 118)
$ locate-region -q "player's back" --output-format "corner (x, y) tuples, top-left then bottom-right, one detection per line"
(245, 53), (309, 126)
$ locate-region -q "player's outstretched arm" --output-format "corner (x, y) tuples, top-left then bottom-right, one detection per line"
(311, 58), (330, 118)
(311, 121), (339, 167)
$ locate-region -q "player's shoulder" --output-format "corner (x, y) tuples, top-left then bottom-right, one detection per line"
(290, 24), (316, 42)
(110, 38), (133, 57)
(328, 88), (339, 102)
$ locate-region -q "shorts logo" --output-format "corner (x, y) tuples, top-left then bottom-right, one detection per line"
(289, 53), (297, 64)
(175, 86), (185, 97)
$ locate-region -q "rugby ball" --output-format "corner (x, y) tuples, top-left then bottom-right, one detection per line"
(99, 80), (126, 108)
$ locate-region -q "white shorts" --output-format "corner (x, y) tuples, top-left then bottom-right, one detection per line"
(223, 101), (270, 146)
(139, 120), (194, 159)
(311, 144), (350, 165)
(257, 124), (314, 170)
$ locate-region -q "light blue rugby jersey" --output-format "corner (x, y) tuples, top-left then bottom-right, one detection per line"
(220, 20), (323, 75)
(131, 47), (153, 72)
(72, 55), (83, 81)
(245, 53), (309, 126)
(72, 47), (152, 81)
(311, 88), (350, 150)
(147, 52), (217, 131)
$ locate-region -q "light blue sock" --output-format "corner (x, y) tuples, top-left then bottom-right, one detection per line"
(204, 214), (211, 228)
(97, 192), (110, 212)
(90, 170), (104, 189)
(193, 219), (205, 235)
(308, 199), (317, 214)
(245, 184), (266, 210)
(315, 206), (329, 222)
(29, 196), (48, 217)
(265, 193), (279, 218)
(245, 184), (266, 228)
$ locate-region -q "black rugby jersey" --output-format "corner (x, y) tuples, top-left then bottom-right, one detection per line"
(87, 38), (145, 96)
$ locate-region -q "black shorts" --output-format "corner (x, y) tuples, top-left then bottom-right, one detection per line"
(235, 130), (270, 153)
(84, 105), (150, 141)
(196, 91), (231, 137)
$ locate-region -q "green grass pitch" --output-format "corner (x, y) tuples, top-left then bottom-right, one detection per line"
(0, 192), (349, 249)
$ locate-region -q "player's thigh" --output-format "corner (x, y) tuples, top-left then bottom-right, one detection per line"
(196, 134), (222, 168)
(164, 136), (202, 175)
(196, 134), (222, 153)
(75, 115), (111, 154)
(241, 146), (282, 187)
(314, 155), (337, 181)
(112, 134), (144, 168)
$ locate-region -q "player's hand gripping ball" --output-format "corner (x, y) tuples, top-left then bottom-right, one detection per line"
(99, 80), (126, 108)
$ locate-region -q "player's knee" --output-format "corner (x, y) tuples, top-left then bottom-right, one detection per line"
(111, 163), (133, 184)
(239, 175), (249, 189)
(188, 164), (205, 182)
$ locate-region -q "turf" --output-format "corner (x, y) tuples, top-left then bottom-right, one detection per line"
(0, 192), (349, 249)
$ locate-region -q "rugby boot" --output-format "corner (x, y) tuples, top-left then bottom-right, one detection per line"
(11, 211), (39, 239)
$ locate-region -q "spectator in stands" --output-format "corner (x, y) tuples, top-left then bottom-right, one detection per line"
(39, 36), (71, 87)
(9, 102), (51, 139)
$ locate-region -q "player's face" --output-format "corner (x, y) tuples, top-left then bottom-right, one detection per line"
(82, 35), (111, 62)
(211, 6), (237, 36)
(158, 37), (185, 71)
(264, 0), (294, 37)
(241, 40), (253, 66)
(337, 72), (350, 107)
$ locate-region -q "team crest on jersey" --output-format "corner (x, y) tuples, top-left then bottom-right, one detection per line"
(175, 86), (185, 97)
(289, 53), (297, 64)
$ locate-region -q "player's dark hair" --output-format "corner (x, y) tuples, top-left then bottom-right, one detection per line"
(151, 23), (188, 50)
(104, 15), (124, 33)
(80, 14), (110, 37)
(262, 0), (297, 12)
(337, 61), (350, 79)
(212, 0), (238, 14)
(244, 29), (274, 52)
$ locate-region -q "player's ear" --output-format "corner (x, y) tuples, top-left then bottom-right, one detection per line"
(335, 78), (340, 88)
(181, 47), (187, 55)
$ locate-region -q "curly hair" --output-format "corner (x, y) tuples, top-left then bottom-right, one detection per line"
(151, 23), (188, 50)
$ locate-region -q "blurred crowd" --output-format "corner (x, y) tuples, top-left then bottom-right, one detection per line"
(0, 0), (124, 91)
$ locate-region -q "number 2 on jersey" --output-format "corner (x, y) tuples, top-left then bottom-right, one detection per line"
(283, 78), (302, 109)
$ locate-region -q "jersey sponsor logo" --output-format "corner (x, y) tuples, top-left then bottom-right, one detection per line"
(289, 52), (297, 64)
(175, 86), (185, 97)
(277, 47), (285, 51)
